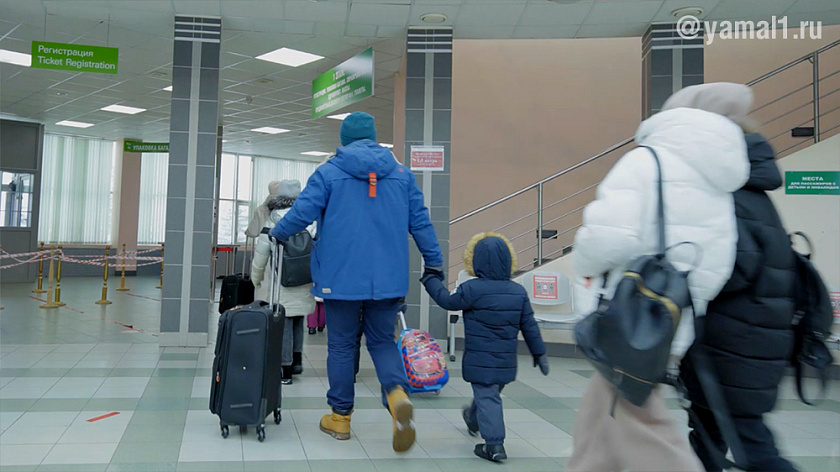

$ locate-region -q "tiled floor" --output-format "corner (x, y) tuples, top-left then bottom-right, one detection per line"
(1, 277), (839, 472)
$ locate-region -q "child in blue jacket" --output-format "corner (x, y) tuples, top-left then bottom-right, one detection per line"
(421, 232), (549, 462)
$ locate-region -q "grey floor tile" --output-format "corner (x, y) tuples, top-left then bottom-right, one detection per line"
(111, 369), (156, 377)
(175, 462), (244, 472)
(121, 423), (185, 443)
(152, 369), (197, 378)
(243, 461), (312, 472)
(0, 398), (36, 412)
(106, 462), (178, 472)
(159, 353), (199, 361)
(28, 398), (89, 412)
(0, 467), (38, 472)
(111, 441), (182, 463)
(64, 368), (115, 377)
(135, 397), (190, 411)
(308, 460), (376, 472)
(36, 465), (108, 472)
(128, 410), (188, 426)
(372, 458), (443, 471)
(84, 398), (141, 411)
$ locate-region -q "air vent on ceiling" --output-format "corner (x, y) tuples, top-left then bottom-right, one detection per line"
(150, 71), (167, 78)
(256, 78), (274, 84)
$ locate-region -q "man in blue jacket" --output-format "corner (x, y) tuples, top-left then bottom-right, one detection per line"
(270, 112), (443, 452)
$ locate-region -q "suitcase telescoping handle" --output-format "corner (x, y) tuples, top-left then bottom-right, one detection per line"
(268, 235), (281, 318)
(398, 303), (408, 331)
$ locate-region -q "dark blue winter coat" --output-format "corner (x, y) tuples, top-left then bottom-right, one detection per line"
(423, 235), (546, 385)
(270, 140), (443, 301)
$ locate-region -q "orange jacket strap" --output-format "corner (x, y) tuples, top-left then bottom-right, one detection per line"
(368, 172), (377, 198)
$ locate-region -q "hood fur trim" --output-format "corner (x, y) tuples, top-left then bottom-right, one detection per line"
(463, 232), (517, 277)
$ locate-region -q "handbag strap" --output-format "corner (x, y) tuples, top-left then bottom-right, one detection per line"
(638, 145), (666, 254)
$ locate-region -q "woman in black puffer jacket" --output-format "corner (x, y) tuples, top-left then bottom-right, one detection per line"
(665, 83), (799, 472)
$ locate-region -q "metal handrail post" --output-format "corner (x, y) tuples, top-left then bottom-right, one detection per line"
(813, 51), (820, 144)
(537, 183), (543, 267)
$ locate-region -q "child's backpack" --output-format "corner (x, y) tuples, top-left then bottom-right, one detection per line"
(790, 232), (834, 404)
(398, 308), (448, 394)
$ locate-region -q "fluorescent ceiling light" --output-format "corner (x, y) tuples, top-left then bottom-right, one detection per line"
(327, 113), (350, 120)
(256, 47), (324, 67)
(222, 139), (229, 143)
(56, 120), (94, 129)
(162, 85), (173, 91)
(301, 151), (331, 157)
(101, 104), (146, 114)
(381, 143), (394, 148)
(252, 127), (290, 134)
(0, 49), (31, 67)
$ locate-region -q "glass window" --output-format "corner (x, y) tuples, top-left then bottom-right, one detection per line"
(237, 155), (252, 201)
(219, 153), (236, 200)
(1, 171), (35, 228)
(217, 200), (234, 246)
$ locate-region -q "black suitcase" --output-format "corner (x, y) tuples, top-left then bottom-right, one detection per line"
(210, 242), (285, 442)
(218, 274), (254, 314)
(218, 240), (255, 314)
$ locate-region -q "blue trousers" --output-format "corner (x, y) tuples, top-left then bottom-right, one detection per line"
(467, 383), (506, 445)
(324, 298), (408, 413)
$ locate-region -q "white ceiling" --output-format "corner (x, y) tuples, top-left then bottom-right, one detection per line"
(0, 0), (837, 160)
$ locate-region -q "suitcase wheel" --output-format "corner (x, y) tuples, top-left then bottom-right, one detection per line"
(239, 425), (248, 434)
(433, 389), (441, 396)
(449, 355), (456, 362)
(274, 409), (282, 424)
(257, 426), (266, 442)
(221, 425), (229, 438)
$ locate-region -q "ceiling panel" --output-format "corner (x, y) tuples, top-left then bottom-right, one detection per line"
(585, 1), (664, 24)
(519, 2), (594, 26)
(173, 0), (222, 16)
(220, 1), (285, 19)
(286, 0), (348, 22)
(349, 3), (410, 26)
(456, 3), (526, 27)
(707, 0), (797, 20)
(577, 22), (650, 38)
(654, 0), (721, 22)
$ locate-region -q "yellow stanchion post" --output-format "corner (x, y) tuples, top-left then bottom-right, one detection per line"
(95, 245), (112, 305)
(55, 245), (65, 307)
(156, 243), (164, 289)
(32, 241), (47, 293)
(116, 243), (129, 292)
(40, 247), (58, 309)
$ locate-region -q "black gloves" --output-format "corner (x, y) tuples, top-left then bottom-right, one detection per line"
(533, 354), (550, 376)
(420, 266), (445, 285)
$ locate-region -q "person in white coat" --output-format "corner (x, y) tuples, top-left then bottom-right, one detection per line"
(566, 103), (750, 472)
(250, 180), (316, 385)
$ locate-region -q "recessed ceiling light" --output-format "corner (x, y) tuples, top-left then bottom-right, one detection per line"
(381, 143), (394, 149)
(327, 113), (351, 120)
(0, 49), (31, 67)
(101, 104), (146, 115)
(56, 120), (94, 128)
(420, 13), (447, 24)
(222, 139), (229, 143)
(162, 86), (173, 91)
(256, 47), (324, 67)
(252, 127), (290, 134)
(301, 151), (331, 156)
(672, 7), (704, 18)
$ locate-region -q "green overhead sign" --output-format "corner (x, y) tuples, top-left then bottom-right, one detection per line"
(31, 41), (118, 74)
(312, 48), (374, 119)
(124, 141), (169, 153)
(785, 171), (840, 195)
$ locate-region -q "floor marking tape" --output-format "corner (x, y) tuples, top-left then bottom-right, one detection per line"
(87, 412), (120, 422)
(27, 296), (159, 337)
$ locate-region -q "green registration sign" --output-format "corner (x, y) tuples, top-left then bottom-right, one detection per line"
(312, 48), (374, 119)
(31, 41), (118, 74)
(124, 141), (169, 153)
(785, 171), (840, 195)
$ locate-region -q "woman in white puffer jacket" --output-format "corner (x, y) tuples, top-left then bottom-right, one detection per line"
(566, 103), (750, 472)
(250, 180), (316, 385)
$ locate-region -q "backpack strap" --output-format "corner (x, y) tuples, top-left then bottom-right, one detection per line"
(683, 310), (748, 471)
(637, 145), (666, 254)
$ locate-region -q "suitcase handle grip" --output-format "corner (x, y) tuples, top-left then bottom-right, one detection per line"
(398, 309), (408, 331)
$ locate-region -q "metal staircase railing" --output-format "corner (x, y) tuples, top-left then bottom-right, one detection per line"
(448, 39), (840, 279)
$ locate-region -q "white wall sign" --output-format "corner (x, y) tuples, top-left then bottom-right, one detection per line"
(410, 146), (445, 171)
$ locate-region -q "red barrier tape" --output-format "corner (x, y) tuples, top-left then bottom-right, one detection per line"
(87, 412), (120, 422)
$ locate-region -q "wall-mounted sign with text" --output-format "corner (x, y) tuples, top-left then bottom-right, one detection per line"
(785, 171), (840, 195)
(312, 48), (374, 119)
(124, 141), (169, 153)
(31, 41), (118, 74)
(532, 275), (559, 300)
(410, 146), (445, 171)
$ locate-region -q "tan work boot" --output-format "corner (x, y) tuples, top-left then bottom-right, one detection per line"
(386, 386), (415, 452)
(319, 411), (351, 440)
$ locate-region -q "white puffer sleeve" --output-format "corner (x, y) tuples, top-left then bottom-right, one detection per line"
(250, 229), (271, 288)
(573, 148), (655, 278)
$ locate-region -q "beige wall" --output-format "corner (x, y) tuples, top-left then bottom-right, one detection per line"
(446, 31), (839, 276)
